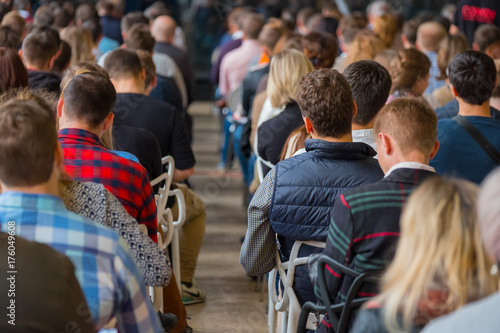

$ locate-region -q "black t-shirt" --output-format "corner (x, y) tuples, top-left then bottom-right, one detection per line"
(112, 119), (162, 181)
(454, 0), (500, 45)
(114, 93), (195, 170)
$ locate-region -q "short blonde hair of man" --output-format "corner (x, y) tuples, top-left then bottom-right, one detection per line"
(267, 49), (314, 108)
(374, 97), (437, 157)
(376, 177), (497, 332)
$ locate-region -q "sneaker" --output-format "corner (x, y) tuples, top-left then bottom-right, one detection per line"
(181, 280), (206, 305)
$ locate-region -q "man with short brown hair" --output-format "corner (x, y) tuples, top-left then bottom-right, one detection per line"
(315, 97), (439, 333)
(240, 68), (383, 306)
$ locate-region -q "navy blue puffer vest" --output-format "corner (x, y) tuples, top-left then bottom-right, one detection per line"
(269, 139), (383, 305)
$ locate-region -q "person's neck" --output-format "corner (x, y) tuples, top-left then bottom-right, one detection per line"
(352, 120), (374, 131)
(490, 97), (500, 111)
(26, 62), (50, 72)
(312, 132), (353, 143)
(1, 171), (59, 197)
(384, 151), (430, 174)
(113, 78), (146, 95)
(58, 119), (102, 138)
(457, 98), (491, 117)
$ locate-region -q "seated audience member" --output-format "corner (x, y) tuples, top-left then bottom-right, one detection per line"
(296, 7), (315, 36)
(75, 3), (97, 27)
(401, 16), (425, 49)
(33, 5), (54, 27)
(432, 33), (469, 107)
(334, 13), (368, 72)
(372, 14), (398, 49)
(343, 60), (392, 152)
(60, 26), (95, 66)
(416, 21), (447, 94)
(241, 68), (383, 306)
(301, 31), (337, 69)
(430, 51), (500, 184)
(473, 24), (500, 59)
(1, 11), (26, 42)
(152, 15), (196, 105)
(256, 49), (314, 176)
(104, 48), (206, 304)
(422, 168), (500, 333)
(0, 100), (163, 332)
(0, 26), (21, 50)
(97, 1), (123, 44)
(344, 31), (386, 68)
(315, 98), (439, 333)
(217, 12), (265, 99)
(351, 177), (497, 333)
(57, 70), (159, 242)
(387, 48), (431, 102)
(0, 232), (96, 333)
(0, 47), (27, 93)
(21, 27), (61, 93)
(104, 49), (194, 180)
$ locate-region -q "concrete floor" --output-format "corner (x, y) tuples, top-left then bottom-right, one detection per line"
(186, 102), (268, 333)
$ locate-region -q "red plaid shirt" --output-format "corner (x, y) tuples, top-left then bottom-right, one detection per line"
(59, 128), (158, 242)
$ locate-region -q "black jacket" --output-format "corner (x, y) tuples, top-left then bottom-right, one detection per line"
(28, 70), (61, 94)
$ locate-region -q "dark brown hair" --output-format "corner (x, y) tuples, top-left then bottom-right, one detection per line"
(136, 50), (156, 88)
(21, 28), (59, 68)
(296, 68), (353, 138)
(0, 26), (21, 50)
(62, 71), (116, 129)
(61, 62), (109, 91)
(374, 97), (437, 156)
(0, 47), (28, 94)
(103, 48), (142, 80)
(0, 100), (58, 186)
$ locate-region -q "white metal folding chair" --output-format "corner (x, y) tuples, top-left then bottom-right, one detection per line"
(268, 240), (326, 333)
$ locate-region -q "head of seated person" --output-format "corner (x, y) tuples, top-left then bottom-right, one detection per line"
(374, 97), (439, 173)
(436, 33), (469, 81)
(125, 23), (155, 53)
(359, 177), (497, 331)
(266, 49), (314, 108)
(33, 5), (55, 27)
(104, 48), (145, 95)
(20, 26), (60, 71)
(448, 50), (496, 108)
(121, 11), (149, 39)
(0, 25), (22, 50)
(372, 14), (398, 48)
(345, 31), (386, 68)
(389, 48), (431, 97)
(0, 100), (60, 194)
(2, 11), (27, 42)
(0, 46), (28, 93)
(337, 13), (367, 54)
(296, 68), (354, 141)
(0, 87), (58, 121)
(473, 24), (500, 60)
(343, 60), (392, 131)
(416, 21), (447, 53)
(301, 31), (337, 69)
(58, 70), (116, 139)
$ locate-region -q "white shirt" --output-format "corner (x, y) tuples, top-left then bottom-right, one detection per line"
(384, 162), (435, 178)
(352, 129), (377, 157)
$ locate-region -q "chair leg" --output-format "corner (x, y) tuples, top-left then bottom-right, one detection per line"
(171, 230), (182, 293)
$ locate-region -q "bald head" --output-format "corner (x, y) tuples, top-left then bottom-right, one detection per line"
(416, 21), (447, 52)
(151, 15), (176, 44)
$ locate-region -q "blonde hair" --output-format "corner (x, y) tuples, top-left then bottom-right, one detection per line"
(376, 177), (497, 332)
(267, 49), (314, 108)
(60, 26), (95, 66)
(372, 14), (398, 48)
(345, 31), (386, 67)
(389, 48), (431, 94)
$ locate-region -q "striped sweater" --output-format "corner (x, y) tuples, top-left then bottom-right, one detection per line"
(315, 168), (437, 306)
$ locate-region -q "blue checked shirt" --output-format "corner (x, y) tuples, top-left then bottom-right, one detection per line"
(0, 192), (163, 333)
(424, 51), (446, 95)
(240, 168), (277, 276)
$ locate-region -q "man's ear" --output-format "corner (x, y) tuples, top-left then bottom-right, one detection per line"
(352, 100), (358, 119)
(472, 42), (479, 51)
(379, 132), (392, 155)
(449, 84), (458, 98)
(141, 68), (146, 82)
(18, 49), (22, 60)
(48, 49), (62, 70)
(102, 112), (114, 132)
(428, 140), (440, 160)
(57, 98), (64, 118)
(303, 116), (314, 134)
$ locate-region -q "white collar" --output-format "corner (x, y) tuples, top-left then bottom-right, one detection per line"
(384, 162), (435, 178)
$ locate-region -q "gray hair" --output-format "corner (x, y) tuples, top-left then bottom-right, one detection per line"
(367, 1), (392, 18)
(478, 167), (500, 263)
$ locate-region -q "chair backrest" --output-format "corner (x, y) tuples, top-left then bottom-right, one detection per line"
(317, 255), (381, 333)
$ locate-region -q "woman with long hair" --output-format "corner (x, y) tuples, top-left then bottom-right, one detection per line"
(0, 46), (28, 93)
(351, 177), (498, 333)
